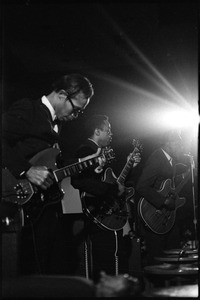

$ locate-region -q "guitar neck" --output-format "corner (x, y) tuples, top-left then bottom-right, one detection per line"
(117, 155), (135, 186)
(54, 156), (99, 182)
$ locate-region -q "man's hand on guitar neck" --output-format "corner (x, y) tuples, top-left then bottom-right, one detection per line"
(25, 166), (54, 190)
(127, 152), (141, 168)
(133, 152), (141, 167)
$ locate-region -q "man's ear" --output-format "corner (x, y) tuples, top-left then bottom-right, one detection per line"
(95, 128), (100, 136)
(58, 89), (68, 99)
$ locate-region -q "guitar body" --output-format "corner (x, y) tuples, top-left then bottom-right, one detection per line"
(102, 167), (117, 184)
(2, 148), (64, 225)
(80, 139), (142, 231)
(81, 193), (129, 231)
(102, 166), (135, 206)
(80, 167), (136, 231)
(138, 178), (186, 234)
(22, 183), (64, 225)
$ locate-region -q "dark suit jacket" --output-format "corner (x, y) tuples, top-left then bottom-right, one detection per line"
(71, 139), (118, 197)
(2, 98), (60, 177)
(136, 148), (174, 209)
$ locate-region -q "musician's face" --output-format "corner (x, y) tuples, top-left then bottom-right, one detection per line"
(98, 121), (113, 147)
(168, 138), (183, 160)
(56, 91), (90, 121)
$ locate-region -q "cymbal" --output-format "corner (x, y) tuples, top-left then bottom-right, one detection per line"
(144, 263), (198, 275)
(163, 248), (198, 255)
(155, 254), (198, 263)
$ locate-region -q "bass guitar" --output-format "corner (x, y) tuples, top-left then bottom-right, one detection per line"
(2, 147), (114, 225)
(138, 168), (191, 234)
(81, 139), (142, 231)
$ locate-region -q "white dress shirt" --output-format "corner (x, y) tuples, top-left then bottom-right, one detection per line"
(42, 96), (58, 132)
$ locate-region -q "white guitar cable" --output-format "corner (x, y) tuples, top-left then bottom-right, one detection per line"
(114, 230), (119, 276)
(20, 208), (24, 227)
(84, 240), (89, 279)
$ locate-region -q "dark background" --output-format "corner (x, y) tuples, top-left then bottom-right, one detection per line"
(1, 0), (198, 171)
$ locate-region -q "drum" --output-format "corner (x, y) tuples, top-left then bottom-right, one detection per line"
(144, 284), (198, 297)
(155, 254), (198, 263)
(143, 262), (198, 294)
(144, 263), (198, 275)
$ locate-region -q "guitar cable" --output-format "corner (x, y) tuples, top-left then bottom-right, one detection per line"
(84, 236), (93, 280)
(84, 240), (89, 279)
(114, 230), (119, 276)
(20, 208), (25, 227)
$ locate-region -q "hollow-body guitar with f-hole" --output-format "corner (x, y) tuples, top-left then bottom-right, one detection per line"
(2, 147), (115, 225)
(138, 168), (191, 234)
(81, 139), (142, 231)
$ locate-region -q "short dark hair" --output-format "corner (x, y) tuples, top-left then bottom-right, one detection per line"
(84, 114), (109, 137)
(52, 74), (94, 99)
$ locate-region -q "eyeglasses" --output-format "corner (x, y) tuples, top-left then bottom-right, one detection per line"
(68, 97), (84, 117)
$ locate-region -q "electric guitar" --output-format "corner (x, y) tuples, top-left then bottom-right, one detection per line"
(81, 139), (142, 231)
(138, 168), (191, 234)
(2, 147), (115, 225)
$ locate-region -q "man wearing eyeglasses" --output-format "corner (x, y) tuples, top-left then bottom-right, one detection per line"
(2, 73), (94, 275)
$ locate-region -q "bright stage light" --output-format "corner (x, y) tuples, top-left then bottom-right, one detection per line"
(154, 106), (199, 139)
(161, 108), (199, 130)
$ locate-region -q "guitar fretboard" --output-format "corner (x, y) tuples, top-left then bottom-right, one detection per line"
(117, 156), (135, 185)
(117, 140), (142, 186)
(54, 157), (99, 182)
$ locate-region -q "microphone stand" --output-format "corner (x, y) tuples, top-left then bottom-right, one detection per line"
(188, 154), (198, 249)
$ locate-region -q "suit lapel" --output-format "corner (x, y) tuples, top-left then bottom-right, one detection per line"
(40, 102), (54, 123)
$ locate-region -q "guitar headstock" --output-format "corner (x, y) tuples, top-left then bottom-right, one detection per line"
(132, 139), (143, 153)
(101, 147), (115, 164)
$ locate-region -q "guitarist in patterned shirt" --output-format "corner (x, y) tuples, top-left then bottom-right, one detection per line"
(135, 129), (190, 266)
(71, 114), (141, 282)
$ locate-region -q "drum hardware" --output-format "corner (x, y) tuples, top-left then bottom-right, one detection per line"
(143, 262), (198, 293)
(163, 248), (198, 255)
(186, 154), (198, 249)
(154, 254), (198, 263)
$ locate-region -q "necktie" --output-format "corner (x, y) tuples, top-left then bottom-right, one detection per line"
(52, 118), (61, 126)
(52, 118), (61, 133)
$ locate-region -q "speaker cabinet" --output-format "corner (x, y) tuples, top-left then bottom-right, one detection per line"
(2, 231), (21, 278)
